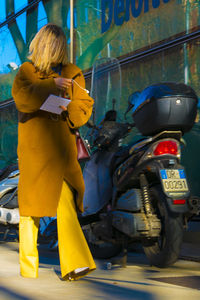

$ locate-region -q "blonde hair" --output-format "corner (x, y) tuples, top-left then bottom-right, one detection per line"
(28, 23), (68, 74)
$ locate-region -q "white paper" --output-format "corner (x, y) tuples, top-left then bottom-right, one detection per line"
(40, 94), (71, 115)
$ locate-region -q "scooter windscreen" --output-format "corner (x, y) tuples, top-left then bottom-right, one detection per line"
(91, 57), (121, 125)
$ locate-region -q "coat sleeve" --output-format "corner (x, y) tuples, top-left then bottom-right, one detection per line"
(12, 63), (59, 113)
(66, 72), (94, 129)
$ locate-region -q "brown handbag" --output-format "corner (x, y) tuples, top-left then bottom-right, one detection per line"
(75, 130), (91, 162)
(63, 84), (90, 162)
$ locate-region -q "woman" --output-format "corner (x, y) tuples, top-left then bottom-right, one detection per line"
(12, 23), (96, 280)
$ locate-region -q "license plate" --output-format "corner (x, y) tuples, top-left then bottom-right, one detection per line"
(160, 169), (189, 193)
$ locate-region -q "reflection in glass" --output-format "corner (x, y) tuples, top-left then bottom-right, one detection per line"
(0, 26), (21, 74)
(0, 25), (21, 102)
(16, 12), (26, 43)
(91, 57), (121, 125)
(0, 1), (6, 22)
(37, 1), (47, 30)
(0, 102), (18, 169)
(14, 0), (28, 13)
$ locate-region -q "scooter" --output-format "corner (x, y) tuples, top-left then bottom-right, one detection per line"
(80, 59), (200, 268)
(0, 164), (19, 239)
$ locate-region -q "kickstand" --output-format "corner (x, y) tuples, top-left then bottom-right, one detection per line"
(110, 248), (127, 268)
(3, 228), (10, 240)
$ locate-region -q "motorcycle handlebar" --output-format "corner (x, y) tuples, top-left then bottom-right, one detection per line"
(92, 121), (136, 149)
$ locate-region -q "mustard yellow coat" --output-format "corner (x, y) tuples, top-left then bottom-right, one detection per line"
(12, 62), (94, 217)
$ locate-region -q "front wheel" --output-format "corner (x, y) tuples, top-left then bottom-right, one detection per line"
(142, 186), (184, 268)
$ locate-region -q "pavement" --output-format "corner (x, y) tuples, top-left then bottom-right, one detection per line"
(0, 221), (199, 300)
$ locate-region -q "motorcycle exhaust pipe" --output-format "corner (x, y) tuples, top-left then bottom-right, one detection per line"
(0, 208), (20, 224)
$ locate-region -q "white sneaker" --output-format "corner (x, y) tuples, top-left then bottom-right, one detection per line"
(74, 267), (89, 274)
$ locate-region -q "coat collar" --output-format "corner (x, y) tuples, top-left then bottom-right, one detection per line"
(38, 63), (81, 79)
(38, 69), (59, 79)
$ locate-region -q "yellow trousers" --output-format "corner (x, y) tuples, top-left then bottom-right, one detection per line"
(19, 181), (96, 279)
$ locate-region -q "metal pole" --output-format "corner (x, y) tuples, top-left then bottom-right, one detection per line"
(70, 0), (74, 63)
(184, 0), (190, 85)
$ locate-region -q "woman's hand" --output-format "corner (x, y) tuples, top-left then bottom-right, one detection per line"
(54, 77), (72, 90)
(59, 105), (67, 111)
(59, 105), (68, 119)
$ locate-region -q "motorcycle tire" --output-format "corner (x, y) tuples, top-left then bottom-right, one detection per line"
(142, 185), (184, 268)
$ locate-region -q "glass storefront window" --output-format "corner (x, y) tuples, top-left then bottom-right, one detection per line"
(0, 1), (6, 22)
(16, 12), (26, 43)
(75, 0), (200, 71)
(0, 1), (50, 103)
(0, 102), (18, 169)
(0, 25), (21, 74)
(87, 38), (199, 124)
(37, 1), (47, 30)
(0, 25), (21, 101)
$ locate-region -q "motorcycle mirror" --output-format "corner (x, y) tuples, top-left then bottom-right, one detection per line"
(112, 98), (116, 110)
(124, 103), (134, 120)
(124, 91), (141, 119)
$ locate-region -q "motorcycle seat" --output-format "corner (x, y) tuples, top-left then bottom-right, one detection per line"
(109, 146), (131, 175)
(110, 141), (146, 176)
